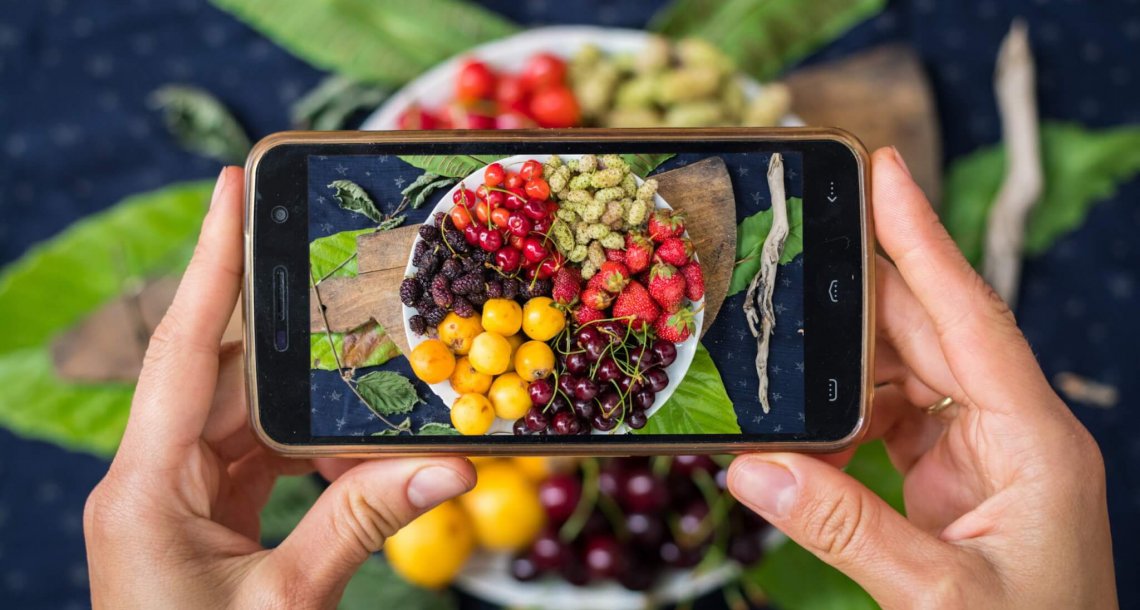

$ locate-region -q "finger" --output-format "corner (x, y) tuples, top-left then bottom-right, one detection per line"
(874, 385), (945, 474)
(729, 453), (955, 608)
(313, 458), (365, 482)
(871, 148), (1055, 414)
(262, 458), (475, 604)
(202, 341), (260, 462)
(214, 447), (313, 540)
(121, 167), (245, 463)
(875, 256), (959, 408)
(815, 383), (936, 471)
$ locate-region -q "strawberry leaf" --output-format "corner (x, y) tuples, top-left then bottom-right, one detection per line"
(418, 422), (461, 436)
(328, 180), (383, 223)
(355, 371), (420, 416)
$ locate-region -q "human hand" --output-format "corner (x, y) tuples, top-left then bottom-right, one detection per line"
(83, 167), (475, 609)
(728, 148), (1117, 608)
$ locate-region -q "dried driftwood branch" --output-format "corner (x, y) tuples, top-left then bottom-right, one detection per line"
(1054, 372), (1119, 409)
(744, 153), (788, 413)
(983, 19), (1043, 308)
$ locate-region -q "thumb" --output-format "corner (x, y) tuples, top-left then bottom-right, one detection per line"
(728, 454), (950, 607)
(261, 458), (475, 605)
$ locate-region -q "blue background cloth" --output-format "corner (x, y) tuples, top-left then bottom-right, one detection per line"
(2, 0), (1140, 608)
(307, 152), (805, 437)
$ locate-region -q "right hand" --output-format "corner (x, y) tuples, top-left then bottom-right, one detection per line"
(728, 147), (1117, 608)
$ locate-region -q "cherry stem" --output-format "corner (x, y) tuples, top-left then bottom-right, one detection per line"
(559, 458), (600, 543)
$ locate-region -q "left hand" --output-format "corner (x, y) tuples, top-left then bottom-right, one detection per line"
(83, 167), (475, 609)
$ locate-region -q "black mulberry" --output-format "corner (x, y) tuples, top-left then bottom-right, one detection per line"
(408, 314), (428, 335)
(422, 306), (447, 327)
(440, 258), (462, 279)
(452, 272), (482, 295)
(486, 279), (504, 299)
(431, 275), (453, 308)
(501, 278), (520, 300)
(418, 225), (440, 242)
(453, 296), (475, 318)
(399, 277), (421, 307)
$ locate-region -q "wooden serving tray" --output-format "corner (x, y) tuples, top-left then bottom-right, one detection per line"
(310, 157), (739, 356)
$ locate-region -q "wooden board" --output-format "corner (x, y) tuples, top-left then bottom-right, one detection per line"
(52, 277), (242, 383)
(786, 44), (942, 205)
(310, 158), (740, 352)
(357, 225), (420, 274)
(653, 157), (737, 335)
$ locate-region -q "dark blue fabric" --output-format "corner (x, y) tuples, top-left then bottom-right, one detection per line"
(2, 0), (1140, 608)
(307, 152), (805, 436)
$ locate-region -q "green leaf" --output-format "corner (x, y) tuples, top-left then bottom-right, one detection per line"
(0, 181), (214, 456)
(403, 172), (459, 209)
(378, 214), (408, 231)
(355, 371), (420, 416)
(744, 442), (901, 610)
(0, 349), (133, 457)
(341, 556), (457, 610)
(727, 196), (803, 297)
(944, 122), (1140, 266)
(623, 153), (676, 178)
(210, 0), (517, 86)
(371, 419), (412, 436)
(328, 180), (383, 223)
(309, 228), (374, 281)
(418, 422), (461, 436)
(0, 181), (213, 356)
(650, 0), (885, 81)
(291, 75), (390, 130)
(260, 475), (323, 543)
(149, 85), (251, 164)
(398, 155), (505, 178)
(635, 344), (740, 435)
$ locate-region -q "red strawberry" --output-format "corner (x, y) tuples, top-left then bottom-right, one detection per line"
(647, 210), (685, 242)
(680, 261), (704, 301)
(647, 263), (686, 313)
(597, 261), (630, 293)
(655, 237), (692, 266)
(604, 248), (626, 263)
(551, 266), (582, 305)
(581, 286), (614, 310)
(624, 232), (653, 274)
(653, 306), (696, 343)
(573, 303), (606, 325)
(612, 280), (660, 331)
(586, 273), (608, 292)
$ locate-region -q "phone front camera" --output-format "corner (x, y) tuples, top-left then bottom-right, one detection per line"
(271, 206), (289, 223)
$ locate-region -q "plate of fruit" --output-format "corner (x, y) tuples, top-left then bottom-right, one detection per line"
(363, 26), (797, 131)
(401, 153), (705, 435)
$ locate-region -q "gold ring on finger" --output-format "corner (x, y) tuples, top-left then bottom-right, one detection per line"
(924, 396), (955, 416)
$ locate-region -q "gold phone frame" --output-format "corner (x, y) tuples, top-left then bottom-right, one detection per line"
(243, 128), (874, 457)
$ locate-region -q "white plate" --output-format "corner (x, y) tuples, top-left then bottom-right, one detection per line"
(403, 154), (702, 434)
(455, 527), (787, 610)
(361, 26), (802, 131)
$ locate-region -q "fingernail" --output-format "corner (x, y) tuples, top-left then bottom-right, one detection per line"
(407, 466), (471, 509)
(734, 459), (797, 519)
(891, 146), (913, 179)
(210, 168), (228, 208)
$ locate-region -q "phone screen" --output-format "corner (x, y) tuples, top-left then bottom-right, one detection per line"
(306, 150), (809, 438)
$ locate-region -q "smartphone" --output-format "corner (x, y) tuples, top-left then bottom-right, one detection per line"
(243, 128), (873, 456)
